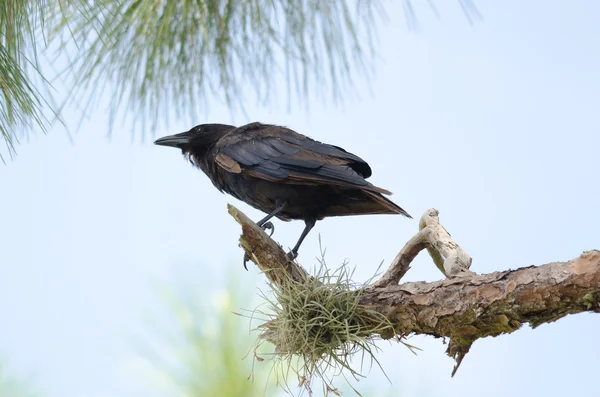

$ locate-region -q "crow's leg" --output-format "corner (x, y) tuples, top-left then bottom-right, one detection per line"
(287, 218), (317, 260)
(256, 201), (286, 237)
(244, 202), (287, 270)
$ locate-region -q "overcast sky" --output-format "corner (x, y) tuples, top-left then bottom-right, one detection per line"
(1, 1), (599, 396)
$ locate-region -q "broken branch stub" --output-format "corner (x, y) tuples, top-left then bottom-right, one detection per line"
(420, 208), (473, 277)
(375, 208), (473, 287)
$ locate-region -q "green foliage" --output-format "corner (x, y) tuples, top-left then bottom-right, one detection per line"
(0, 360), (38, 397)
(0, 0), (52, 160)
(0, 44), (46, 161)
(1, 0), (480, 157)
(54, 0), (382, 133)
(132, 273), (280, 397)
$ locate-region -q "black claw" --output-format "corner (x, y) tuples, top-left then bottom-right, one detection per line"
(243, 252), (250, 271)
(286, 250), (298, 261)
(261, 221), (275, 237)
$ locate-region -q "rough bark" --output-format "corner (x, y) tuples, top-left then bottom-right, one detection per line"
(228, 204), (600, 375)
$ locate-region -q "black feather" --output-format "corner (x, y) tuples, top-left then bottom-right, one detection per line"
(155, 121), (410, 261)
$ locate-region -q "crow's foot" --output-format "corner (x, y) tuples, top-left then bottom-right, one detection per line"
(260, 221), (275, 237)
(243, 252), (251, 271)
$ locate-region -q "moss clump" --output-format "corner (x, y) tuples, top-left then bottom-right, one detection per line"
(250, 253), (396, 395)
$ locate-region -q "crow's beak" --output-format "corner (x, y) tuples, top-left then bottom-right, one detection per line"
(154, 132), (192, 148)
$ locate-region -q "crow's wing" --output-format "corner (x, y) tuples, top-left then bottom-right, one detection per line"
(213, 123), (390, 194)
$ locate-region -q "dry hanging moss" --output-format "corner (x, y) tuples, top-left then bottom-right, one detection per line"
(248, 252), (401, 396)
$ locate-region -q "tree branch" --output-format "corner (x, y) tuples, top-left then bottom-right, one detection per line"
(228, 205), (309, 286)
(228, 204), (600, 376)
(374, 208), (473, 287)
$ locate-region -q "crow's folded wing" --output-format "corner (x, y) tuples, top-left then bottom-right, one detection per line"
(214, 125), (390, 194)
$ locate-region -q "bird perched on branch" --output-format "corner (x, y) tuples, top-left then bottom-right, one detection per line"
(154, 122), (411, 268)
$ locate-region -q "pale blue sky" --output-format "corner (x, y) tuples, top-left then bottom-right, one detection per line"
(1, 0), (599, 396)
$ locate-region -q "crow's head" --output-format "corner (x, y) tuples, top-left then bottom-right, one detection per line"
(154, 123), (234, 154)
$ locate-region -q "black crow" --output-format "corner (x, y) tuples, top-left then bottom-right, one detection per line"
(154, 122), (411, 267)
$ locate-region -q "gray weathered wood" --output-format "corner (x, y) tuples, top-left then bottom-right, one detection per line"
(375, 208), (473, 287)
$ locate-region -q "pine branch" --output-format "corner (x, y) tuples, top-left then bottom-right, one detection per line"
(1, 0), (481, 156)
(229, 204), (600, 377)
